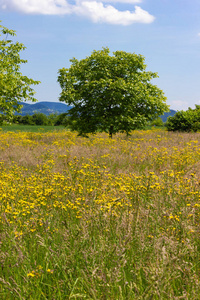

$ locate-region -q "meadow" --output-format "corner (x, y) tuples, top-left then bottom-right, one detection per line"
(0, 125), (65, 133)
(0, 128), (200, 299)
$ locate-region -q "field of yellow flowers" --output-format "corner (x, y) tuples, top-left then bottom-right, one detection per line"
(0, 128), (200, 299)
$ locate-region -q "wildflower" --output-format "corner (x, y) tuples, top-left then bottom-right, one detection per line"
(27, 272), (35, 277)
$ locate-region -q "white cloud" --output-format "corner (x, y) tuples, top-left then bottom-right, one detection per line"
(74, 2), (154, 25)
(95, 0), (142, 3)
(0, 0), (155, 25)
(0, 0), (72, 14)
(198, 33), (200, 37)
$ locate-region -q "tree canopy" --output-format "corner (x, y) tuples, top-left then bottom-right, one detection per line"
(0, 21), (40, 123)
(58, 47), (169, 137)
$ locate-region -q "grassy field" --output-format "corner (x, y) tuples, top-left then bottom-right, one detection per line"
(0, 125), (65, 132)
(0, 128), (200, 299)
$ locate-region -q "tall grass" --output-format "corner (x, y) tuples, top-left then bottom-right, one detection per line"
(0, 125), (65, 132)
(0, 128), (200, 299)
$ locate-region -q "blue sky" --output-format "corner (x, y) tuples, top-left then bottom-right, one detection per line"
(1, 0), (200, 111)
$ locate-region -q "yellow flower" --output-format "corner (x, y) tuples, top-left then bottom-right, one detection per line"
(27, 272), (35, 277)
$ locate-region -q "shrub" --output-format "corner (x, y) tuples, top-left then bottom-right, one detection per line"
(20, 115), (34, 125)
(54, 113), (68, 126)
(166, 105), (200, 132)
(151, 117), (164, 127)
(32, 113), (49, 125)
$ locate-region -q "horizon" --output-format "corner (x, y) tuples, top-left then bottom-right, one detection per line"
(21, 100), (178, 113)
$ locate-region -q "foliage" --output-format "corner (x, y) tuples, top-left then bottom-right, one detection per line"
(58, 47), (169, 137)
(0, 21), (40, 123)
(54, 112), (69, 126)
(13, 113), (59, 126)
(16, 114), (34, 125)
(150, 116), (164, 127)
(0, 129), (200, 299)
(166, 105), (200, 132)
(31, 112), (49, 125)
(47, 113), (60, 126)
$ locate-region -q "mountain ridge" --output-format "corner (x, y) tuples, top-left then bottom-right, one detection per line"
(16, 101), (72, 116)
(16, 101), (176, 122)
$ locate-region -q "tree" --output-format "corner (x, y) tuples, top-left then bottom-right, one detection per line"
(165, 105), (200, 132)
(150, 117), (164, 127)
(0, 21), (40, 123)
(54, 112), (68, 126)
(16, 114), (33, 125)
(32, 113), (49, 125)
(58, 47), (169, 137)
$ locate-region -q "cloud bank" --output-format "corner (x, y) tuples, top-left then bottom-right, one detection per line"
(0, 0), (155, 25)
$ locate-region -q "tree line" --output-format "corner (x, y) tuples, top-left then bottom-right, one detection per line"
(11, 113), (68, 126)
(9, 108), (200, 133)
(9, 113), (165, 128)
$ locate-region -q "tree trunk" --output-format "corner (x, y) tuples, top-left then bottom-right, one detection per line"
(109, 125), (113, 138)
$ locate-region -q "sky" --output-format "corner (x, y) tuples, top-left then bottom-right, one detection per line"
(1, 0), (200, 111)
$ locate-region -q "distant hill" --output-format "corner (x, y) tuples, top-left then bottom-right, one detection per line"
(16, 101), (72, 116)
(16, 102), (177, 122)
(160, 110), (177, 122)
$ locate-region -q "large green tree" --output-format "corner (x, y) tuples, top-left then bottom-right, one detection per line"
(0, 22), (40, 123)
(58, 47), (169, 137)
